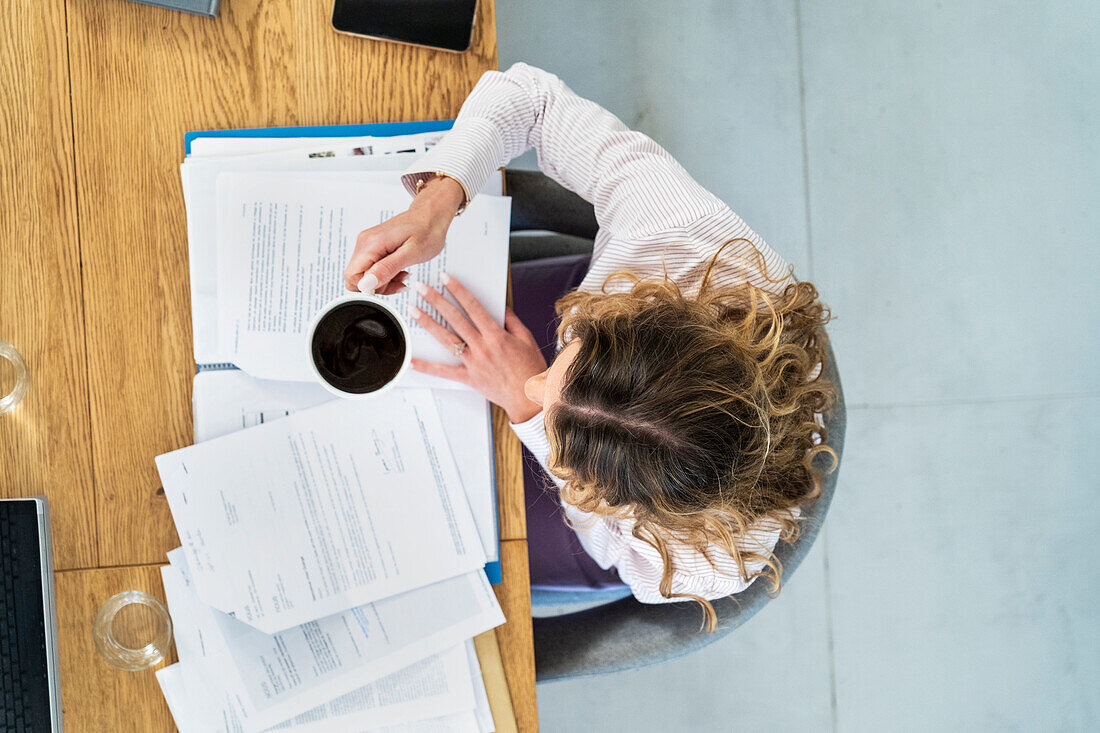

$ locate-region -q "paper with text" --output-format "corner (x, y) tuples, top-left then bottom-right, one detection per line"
(191, 371), (498, 564)
(156, 389), (487, 633)
(214, 172), (510, 387)
(182, 130), (503, 367)
(183, 155), (418, 365)
(188, 131), (445, 159)
(162, 556), (498, 732)
(157, 662), (482, 733)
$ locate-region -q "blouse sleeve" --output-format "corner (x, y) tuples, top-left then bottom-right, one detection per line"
(404, 63), (728, 239)
(508, 410), (564, 487)
(403, 62), (794, 292)
(561, 504), (783, 604)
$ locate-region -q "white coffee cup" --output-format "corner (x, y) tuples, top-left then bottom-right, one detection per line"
(306, 294), (412, 399)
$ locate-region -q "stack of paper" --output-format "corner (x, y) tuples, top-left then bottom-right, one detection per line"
(153, 128), (513, 732)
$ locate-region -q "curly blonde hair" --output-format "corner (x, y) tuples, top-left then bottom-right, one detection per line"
(545, 242), (838, 631)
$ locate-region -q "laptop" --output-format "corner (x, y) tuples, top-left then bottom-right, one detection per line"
(0, 497), (63, 732)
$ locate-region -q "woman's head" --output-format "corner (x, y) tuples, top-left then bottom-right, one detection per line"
(525, 244), (837, 629)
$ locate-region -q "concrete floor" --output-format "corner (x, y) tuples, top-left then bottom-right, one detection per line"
(496, 1), (1100, 730)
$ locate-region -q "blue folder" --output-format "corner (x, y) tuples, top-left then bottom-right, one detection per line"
(184, 119), (457, 155)
(186, 119), (503, 585)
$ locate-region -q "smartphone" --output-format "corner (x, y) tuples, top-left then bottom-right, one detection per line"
(332, 0), (478, 53)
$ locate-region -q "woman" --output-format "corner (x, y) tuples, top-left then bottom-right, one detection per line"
(344, 63), (837, 630)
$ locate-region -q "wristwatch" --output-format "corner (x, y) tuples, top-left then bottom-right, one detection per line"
(413, 172), (469, 216)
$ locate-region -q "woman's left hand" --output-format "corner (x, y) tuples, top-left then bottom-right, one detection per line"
(406, 274), (546, 424)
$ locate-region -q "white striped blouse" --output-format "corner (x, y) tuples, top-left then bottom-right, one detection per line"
(402, 63), (796, 604)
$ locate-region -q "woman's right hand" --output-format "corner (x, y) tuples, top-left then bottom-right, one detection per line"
(342, 176), (466, 295)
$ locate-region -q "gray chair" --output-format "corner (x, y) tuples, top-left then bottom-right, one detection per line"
(506, 169), (599, 261)
(505, 168), (847, 683)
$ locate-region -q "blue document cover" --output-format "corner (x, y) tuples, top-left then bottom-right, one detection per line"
(185, 119), (456, 155)
(186, 120), (503, 585)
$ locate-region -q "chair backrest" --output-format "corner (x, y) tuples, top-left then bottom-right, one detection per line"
(505, 169), (599, 239)
(532, 344), (846, 682)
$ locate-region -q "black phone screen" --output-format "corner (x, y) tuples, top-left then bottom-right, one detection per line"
(332, 0), (478, 52)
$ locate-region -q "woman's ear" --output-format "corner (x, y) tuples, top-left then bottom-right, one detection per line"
(524, 371), (548, 406)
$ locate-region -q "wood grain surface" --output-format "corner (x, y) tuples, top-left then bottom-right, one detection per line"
(473, 630), (519, 733)
(64, 0), (500, 567)
(0, 0), (97, 571)
(494, 252), (527, 542)
(54, 564), (175, 732)
(493, 403), (527, 541)
(493, 540), (538, 733)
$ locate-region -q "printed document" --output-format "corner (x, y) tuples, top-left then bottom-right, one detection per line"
(182, 131), (502, 368)
(187, 131), (444, 158)
(191, 370), (498, 565)
(214, 171), (511, 387)
(156, 663), (482, 733)
(164, 549), (486, 732)
(162, 555), (500, 732)
(156, 389), (487, 633)
(183, 155), (418, 366)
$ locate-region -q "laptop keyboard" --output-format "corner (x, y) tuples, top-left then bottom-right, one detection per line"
(0, 502), (52, 732)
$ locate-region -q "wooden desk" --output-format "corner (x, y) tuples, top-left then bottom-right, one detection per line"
(0, 0), (536, 729)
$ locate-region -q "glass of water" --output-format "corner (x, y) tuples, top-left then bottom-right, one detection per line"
(0, 340), (29, 416)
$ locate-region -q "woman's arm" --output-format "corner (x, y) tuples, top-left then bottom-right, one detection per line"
(342, 175), (465, 293)
(403, 63), (726, 240)
(404, 63), (794, 295)
(347, 63), (791, 295)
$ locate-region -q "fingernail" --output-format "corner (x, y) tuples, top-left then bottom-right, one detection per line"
(407, 305), (422, 319)
(358, 273), (379, 293)
(406, 279), (428, 295)
(440, 272), (451, 285)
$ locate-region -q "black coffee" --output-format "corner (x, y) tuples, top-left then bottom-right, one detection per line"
(311, 301), (406, 394)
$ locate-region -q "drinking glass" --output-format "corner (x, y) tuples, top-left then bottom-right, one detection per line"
(92, 591), (174, 671)
(0, 340), (29, 416)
